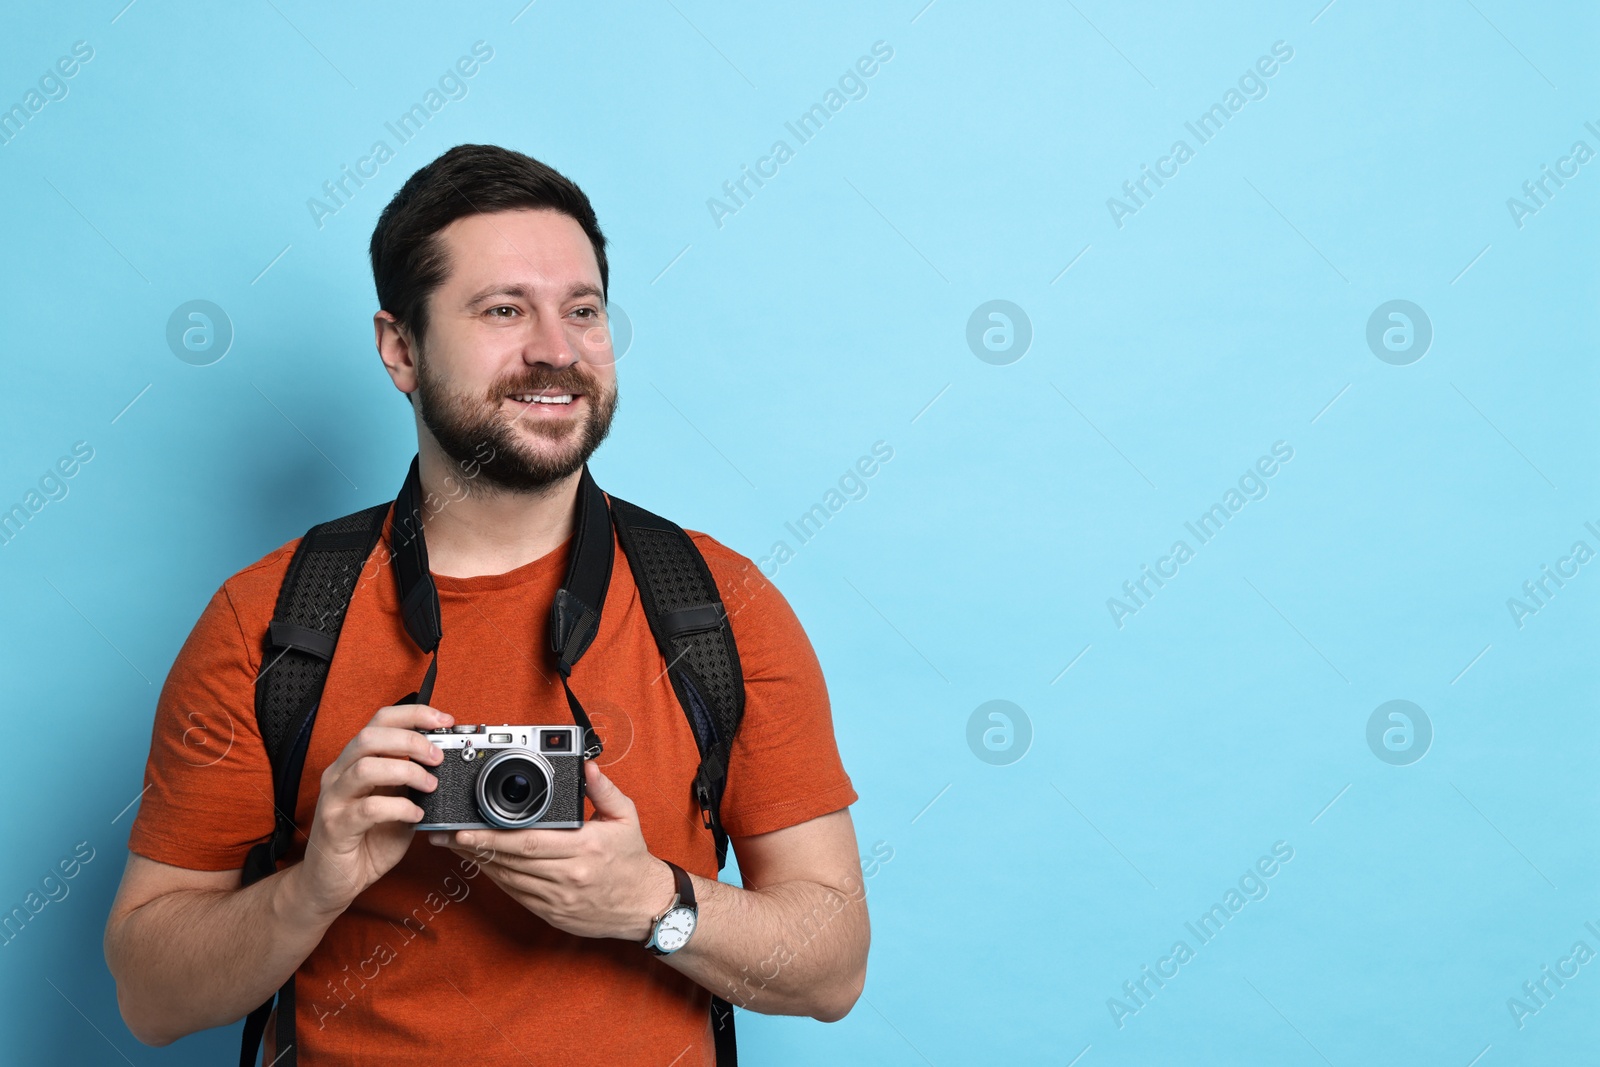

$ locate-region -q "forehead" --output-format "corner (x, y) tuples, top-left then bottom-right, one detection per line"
(433, 208), (600, 293)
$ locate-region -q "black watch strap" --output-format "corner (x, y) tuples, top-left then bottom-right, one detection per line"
(666, 860), (695, 910)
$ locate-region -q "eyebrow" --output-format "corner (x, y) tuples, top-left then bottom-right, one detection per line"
(463, 282), (604, 308)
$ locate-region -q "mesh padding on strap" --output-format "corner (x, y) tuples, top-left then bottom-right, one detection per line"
(609, 496), (744, 876)
(257, 503), (389, 769)
(622, 524), (743, 750)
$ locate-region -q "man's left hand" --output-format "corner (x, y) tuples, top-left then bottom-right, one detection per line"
(429, 760), (674, 942)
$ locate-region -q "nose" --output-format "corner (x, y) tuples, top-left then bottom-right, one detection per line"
(522, 309), (581, 370)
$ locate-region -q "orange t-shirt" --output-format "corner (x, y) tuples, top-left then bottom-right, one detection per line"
(127, 504), (857, 1066)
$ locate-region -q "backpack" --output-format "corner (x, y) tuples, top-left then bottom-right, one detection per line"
(237, 458), (742, 1066)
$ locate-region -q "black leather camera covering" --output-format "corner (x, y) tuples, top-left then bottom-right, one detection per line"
(411, 742), (585, 828)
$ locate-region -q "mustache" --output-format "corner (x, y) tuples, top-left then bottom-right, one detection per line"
(489, 365), (598, 400)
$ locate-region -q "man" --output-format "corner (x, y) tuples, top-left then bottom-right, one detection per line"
(104, 144), (868, 1065)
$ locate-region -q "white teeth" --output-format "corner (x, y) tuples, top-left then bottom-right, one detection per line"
(510, 394), (574, 405)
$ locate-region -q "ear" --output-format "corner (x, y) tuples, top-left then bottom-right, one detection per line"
(375, 310), (419, 399)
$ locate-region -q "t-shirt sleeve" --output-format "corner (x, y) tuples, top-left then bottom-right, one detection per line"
(126, 578), (277, 871)
(695, 535), (857, 838)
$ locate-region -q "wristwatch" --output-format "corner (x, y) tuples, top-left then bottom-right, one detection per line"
(643, 860), (698, 956)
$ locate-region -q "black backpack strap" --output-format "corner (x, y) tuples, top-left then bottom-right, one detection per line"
(238, 501), (389, 1067)
(710, 994), (739, 1066)
(608, 496), (744, 1067)
(608, 497), (745, 867)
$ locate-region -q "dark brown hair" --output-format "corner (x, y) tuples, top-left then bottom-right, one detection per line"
(368, 144), (609, 350)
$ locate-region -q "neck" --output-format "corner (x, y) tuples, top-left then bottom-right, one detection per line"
(413, 442), (581, 579)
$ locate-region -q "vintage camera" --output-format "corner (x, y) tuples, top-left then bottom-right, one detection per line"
(410, 724), (586, 831)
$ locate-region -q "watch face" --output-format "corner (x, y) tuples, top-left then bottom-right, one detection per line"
(655, 906), (696, 952)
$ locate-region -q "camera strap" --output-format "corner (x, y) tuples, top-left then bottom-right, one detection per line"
(389, 454), (610, 759)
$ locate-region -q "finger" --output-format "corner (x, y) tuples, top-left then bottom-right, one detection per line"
(584, 762), (637, 822)
(434, 827), (585, 862)
(332, 754), (439, 799)
(329, 724), (447, 777)
(463, 856), (556, 903)
(442, 847), (517, 877)
(453, 853), (580, 885)
(334, 793), (426, 833)
(370, 704), (454, 731)
(450, 856), (573, 887)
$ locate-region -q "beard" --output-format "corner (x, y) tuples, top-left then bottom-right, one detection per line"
(414, 351), (618, 495)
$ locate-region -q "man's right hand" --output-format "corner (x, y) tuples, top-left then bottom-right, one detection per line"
(294, 703), (453, 919)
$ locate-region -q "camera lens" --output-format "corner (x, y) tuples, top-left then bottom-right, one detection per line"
(475, 750), (553, 828)
(501, 773), (531, 805)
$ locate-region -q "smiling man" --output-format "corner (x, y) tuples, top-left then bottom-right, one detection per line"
(104, 144), (867, 1066)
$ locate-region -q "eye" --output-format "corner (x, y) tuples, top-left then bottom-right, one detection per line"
(486, 305), (518, 318)
(572, 306), (598, 320)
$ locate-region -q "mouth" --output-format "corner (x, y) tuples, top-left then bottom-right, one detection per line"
(503, 391), (584, 416)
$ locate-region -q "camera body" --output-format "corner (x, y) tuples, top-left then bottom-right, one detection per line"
(410, 724), (586, 831)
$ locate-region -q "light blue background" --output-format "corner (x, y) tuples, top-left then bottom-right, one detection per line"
(1, 1), (1596, 1064)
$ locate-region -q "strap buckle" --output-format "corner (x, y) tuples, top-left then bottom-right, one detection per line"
(695, 780), (714, 829)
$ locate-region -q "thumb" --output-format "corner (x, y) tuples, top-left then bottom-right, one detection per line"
(585, 760), (637, 822)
